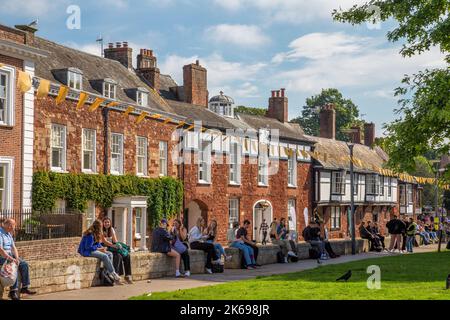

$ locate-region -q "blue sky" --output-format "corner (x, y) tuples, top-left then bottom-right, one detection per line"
(1, 0), (446, 136)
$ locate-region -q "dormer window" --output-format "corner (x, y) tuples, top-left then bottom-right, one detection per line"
(103, 81), (116, 99)
(137, 90), (148, 107)
(68, 70), (82, 90)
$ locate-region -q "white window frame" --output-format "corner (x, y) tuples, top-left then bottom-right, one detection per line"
(136, 136), (148, 176)
(103, 82), (116, 99)
(85, 201), (96, 228)
(82, 128), (96, 173)
(110, 133), (124, 175)
(407, 184), (413, 204)
(258, 149), (269, 186)
(287, 151), (297, 187)
(135, 208), (143, 238)
(68, 71), (82, 90)
(331, 206), (341, 230)
(229, 198), (239, 228)
(0, 66), (15, 127)
(0, 157), (13, 210)
(366, 174), (380, 195)
(388, 177), (392, 198)
(51, 124), (67, 172)
(137, 91), (148, 107)
(331, 171), (345, 195)
(159, 141), (168, 177)
(198, 140), (212, 184)
(229, 142), (241, 185)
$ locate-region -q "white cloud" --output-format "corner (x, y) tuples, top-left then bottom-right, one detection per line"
(205, 24), (270, 48)
(1, 0), (68, 17)
(272, 32), (371, 63)
(159, 53), (266, 99)
(212, 0), (368, 24)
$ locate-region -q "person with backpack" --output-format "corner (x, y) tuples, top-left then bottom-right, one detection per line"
(386, 215), (406, 253)
(227, 221), (257, 269)
(272, 218), (298, 263)
(102, 217), (133, 284)
(78, 220), (122, 285)
(405, 218), (417, 253)
(152, 218), (182, 278)
(170, 219), (191, 277)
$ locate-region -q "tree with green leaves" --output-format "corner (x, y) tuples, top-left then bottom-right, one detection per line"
(235, 105), (267, 116)
(333, 1), (450, 182)
(290, 88), (361, 141)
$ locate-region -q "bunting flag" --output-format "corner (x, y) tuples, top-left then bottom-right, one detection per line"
(55, 85), (69, 105)
(76, 92), (88, 110)
(136, 111), (148, 124)
(36, 79), (50, 99)
(301, 150), (308, 159)
(184, 124), (195, 131)
(0, 63), (4, 68)
(106, 101), (119, 108)
(176, 121), (186, 129)
(18, 70), (32, 93)
(150, 114), (162, 119)
(163, 118), (172, 124)
(88, 98), (105, 112)
(124, 106), (135, 116)
(201, 127), (207, 132)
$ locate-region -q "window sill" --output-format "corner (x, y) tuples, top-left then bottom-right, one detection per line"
(51, 168), (68, 174)
(110, 172), (123, 176)
(0, 124), (13, 129)
(82, 170), (98, 175)
(198, 181), (212, 186)
(229, 182), (241, 187)
(288, 184), (297, 189)
(137, 174), (149, 178)
(258, 184), (269, 188)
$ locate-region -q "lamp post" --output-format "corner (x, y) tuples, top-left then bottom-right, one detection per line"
(430, 160), (446, 252)
(342, 128), (359, 255)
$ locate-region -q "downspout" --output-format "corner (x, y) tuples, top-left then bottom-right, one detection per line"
(102, 107), (110, 218)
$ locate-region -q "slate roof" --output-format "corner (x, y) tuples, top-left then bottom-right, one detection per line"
(32, 36), (175, 114)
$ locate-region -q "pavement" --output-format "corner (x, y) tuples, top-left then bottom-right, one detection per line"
(30, 244), (440, 300)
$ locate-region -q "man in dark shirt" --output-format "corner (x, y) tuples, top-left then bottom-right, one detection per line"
(237, 220), (261, 266)
(303, 222), (327, 259)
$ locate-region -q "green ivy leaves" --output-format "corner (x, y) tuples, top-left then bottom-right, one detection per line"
(32, 172), (184, 228)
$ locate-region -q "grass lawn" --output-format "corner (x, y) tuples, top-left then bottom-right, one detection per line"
(131, 252), (450, 300)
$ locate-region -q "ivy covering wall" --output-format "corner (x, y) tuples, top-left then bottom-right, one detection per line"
(32, 172), (184, 228)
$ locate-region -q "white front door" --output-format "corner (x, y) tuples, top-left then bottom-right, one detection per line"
(112, 208), (126, 243)
(253, 202), (272, 243)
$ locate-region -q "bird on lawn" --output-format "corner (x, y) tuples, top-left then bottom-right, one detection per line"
(336, 270), (352, 282)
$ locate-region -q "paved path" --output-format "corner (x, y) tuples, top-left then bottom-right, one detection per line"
(31, 245), (439, 300)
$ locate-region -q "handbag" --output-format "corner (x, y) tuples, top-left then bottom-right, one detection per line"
(0, 261), (18, 287)
(172, 238), (187, 254)
(108, 242), (130, 257)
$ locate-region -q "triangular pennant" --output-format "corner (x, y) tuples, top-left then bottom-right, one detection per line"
(176, 121), (186, 128)
(76, 92), (88, 110)
(55, 85), (69, 105)
(36, 79), (50, 98)
(106, 101), (119, 108)
(163, 118), (172, 124)
(124, 106), (135, 116)
(136, 111), (148, 124)
(184, 124), (195, 131)
(88, 98), (105, 112)
(17, 70), (32, 93)
(150, 114), (162, 119)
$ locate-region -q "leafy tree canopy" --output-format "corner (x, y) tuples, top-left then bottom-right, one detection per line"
(290, 88), (361, 141)
(235, 105), (267, 116)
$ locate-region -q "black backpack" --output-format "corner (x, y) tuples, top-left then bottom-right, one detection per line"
(309, 248), (321, 259)
(99, 268), (114, 287)
(277, 251), (285, 263)
(212, 264), (224, 273)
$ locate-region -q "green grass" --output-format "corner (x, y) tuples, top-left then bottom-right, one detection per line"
(131, 252), (450, 300)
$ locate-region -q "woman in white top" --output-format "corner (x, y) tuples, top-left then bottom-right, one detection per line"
(102, 217), (133, 284)
(188, 217), (220, 274)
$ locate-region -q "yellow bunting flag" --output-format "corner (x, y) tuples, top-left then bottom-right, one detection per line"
(176, 121), (186, 129)
(55, 85), (69, 105)
(106, 101), (119, 108)
(136, 111), (148, 124)
(201, 127), (207, 132)
(0, 63), (4, 68)
(76, 92), (88, 110)
(301, 150), (308, 159)
(17, 70), (32, 93)
(184, 124), (195, 131)
(88, 98), (105, 112)
(163, 118), (172, 124)
(124, 106), (135, 116)
(150, 114), (162, 119)
(36, 79), (50, 99)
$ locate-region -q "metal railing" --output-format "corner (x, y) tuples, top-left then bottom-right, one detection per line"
(0, 209), (83, 242)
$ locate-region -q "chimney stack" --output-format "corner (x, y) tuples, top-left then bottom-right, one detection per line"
(104, 41), (133, 69)
(319, 103), (336, 139)
(364, 122), (376, 147)
(266, 88), (289, 123)
(350, 126), (362, 144)
(183, 60), (208, 107)
(137, 48), (160, 91)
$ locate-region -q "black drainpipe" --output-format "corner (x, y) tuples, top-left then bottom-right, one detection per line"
(102, 107), (110, 218)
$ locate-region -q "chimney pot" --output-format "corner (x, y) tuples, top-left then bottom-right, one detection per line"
(116, 42), (122, 48)
(267, 90), (289, 122)
(196, 60), (200, 66)
(280, 88), (285, 97)
(108, 43), (113, 49)
(271, 90), (276, 98)
(364, 122), (376, 148)
(319, 104), (336, 139)
(149, 50), (153, 56)
(123, 41), (128, 47)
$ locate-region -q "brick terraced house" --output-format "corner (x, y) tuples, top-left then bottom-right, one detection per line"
(0, 22), (423, 249)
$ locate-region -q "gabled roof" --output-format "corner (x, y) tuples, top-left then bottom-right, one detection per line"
(307, 135), (388, 173)
(32, 37), (174, 114)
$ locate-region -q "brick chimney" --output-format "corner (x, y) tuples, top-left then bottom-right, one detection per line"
(104, 41), (133, 69)
(350, 126), (362, 144)
(319, 103), (336, 139)
(137, 49), (160, 91)
(183, 60), (208, 107)
(364, 122), (376, 147)
(266, 88), (288, 123)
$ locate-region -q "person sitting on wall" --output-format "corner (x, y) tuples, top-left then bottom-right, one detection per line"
(78, 220), (122, 285)
(359, 221), (382, 252)
(417, 221), (431, 245)
(188, 217), (221, 274)
(303, 221), (328, 260)
(236, 220), (261, 267)
(269, 218), (278, 243)
(170, 219), (191, 277)
(0, 219), (36, 300)
(370, 222), (386, 251)
(227, 221), (257, 269)
(272, 218), (298, 263)
(101, 217), (133, 284)
(204, 219), (232, 264)
(152, 218), (183, 278)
